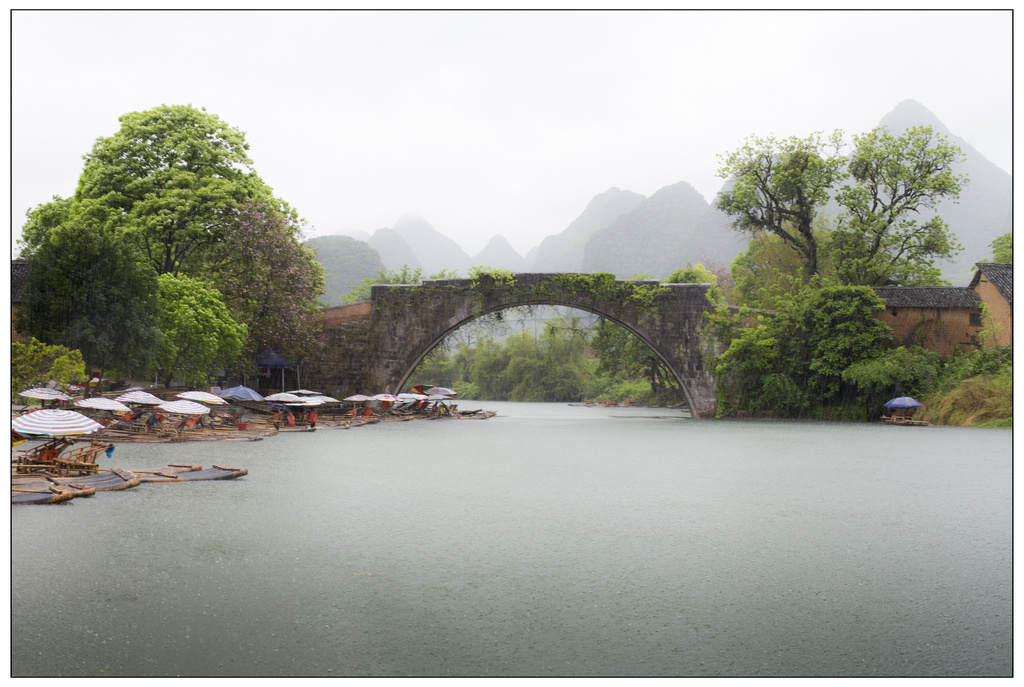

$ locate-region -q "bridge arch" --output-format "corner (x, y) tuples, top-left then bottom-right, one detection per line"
(307, 273), (718, 418)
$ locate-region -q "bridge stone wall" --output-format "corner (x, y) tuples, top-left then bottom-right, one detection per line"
(302, 274), (719, 418)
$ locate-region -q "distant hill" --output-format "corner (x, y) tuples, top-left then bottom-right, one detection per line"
(580, 181), (745, 278)
(369, 227), (422, 272)
(305, 235), (385, 304)
(528, 187), (645, 271)
(390, 214), (473, 275)
(877, 99), (1011, 282)
(472, 235), (527, 272)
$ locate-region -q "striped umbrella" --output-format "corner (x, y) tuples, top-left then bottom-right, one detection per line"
(156, 400), (211, 415)
(116, 391), (164, 405)
(11, 409), (105, 436)
(176, 391), (230, 405)
(75, 398), (131, 413)
(20, 388), (72, 402)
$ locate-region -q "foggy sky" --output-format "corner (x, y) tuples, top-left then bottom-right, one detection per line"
(9, 9), (1013, 259)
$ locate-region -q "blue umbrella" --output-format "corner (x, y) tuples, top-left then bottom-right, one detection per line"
(884, 396), (922, 409)
(217, 386), (265, 401)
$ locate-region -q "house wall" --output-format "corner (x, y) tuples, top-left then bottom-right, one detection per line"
(972, 278), (1013, 348)
(874, 307), (982, 356)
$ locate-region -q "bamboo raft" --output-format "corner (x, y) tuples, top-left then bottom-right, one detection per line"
(12, 464), (247, 504)
(131, 463), (248, 482)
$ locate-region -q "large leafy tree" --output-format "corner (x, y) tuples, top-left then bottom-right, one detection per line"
(831, 126), (965, 285)
(715, 131), (845, 277)
(74, 104), (284, 276)
(989, 233), (1012, 263)
(206, 199), (325, 362)
(17, 218), (159, 387)
(150, 274), (247, 389)
(716, 126), (965, 286)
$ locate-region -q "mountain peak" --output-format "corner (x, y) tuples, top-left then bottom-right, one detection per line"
(879, 99), (950, 136)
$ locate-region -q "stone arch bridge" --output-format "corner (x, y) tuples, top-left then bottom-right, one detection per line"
(302, 273), (719, 418)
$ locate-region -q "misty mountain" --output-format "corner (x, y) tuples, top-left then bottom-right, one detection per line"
(305, 234), (385, 304)
(580, 181), (746, 278)
(877, 99), (1011, 282)
(527, 187), (646, 271)
(472, 235), (527, 272)
(389, 214), (473, 275)
(369, 227), (422, 272)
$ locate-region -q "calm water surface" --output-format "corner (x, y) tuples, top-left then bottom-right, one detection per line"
(11, 402), (1012, 676)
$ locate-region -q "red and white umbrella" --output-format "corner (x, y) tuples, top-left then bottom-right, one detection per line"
(372, 394), (400, 402)
(19, 388), (72, 402)
(75, 398), (131, 413)
(116, 390), (164, 405)
(156, 400), (211, 415)
(176, 391), (229, 405)
(11, 409), (105, 437)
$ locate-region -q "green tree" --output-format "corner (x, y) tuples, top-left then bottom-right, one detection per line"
(830, 126), (965, 285)
(343, 265), (461, 303)
(74, 104), (284, 277)
(710, 279), (894, 418)
(16, 196), (73, 258)
(666, 263), (724, 304)
(990, 233), (1012, 263)
(716, 131), (845, 277)
(716, 127), (965, 286)
(11, 338), (88, 402)
(206, 199), (325, 363)
(17, 218), (159, 388)
(150, 274), (247, 389)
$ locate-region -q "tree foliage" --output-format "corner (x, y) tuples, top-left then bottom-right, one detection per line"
(11, 338), (88, 403)
(716, 126), (965, 287)
(989, 233), (1012, 263)
(74, 104), (285, 277)
(831, 126), (965, 285)
(17, 196), (72, 258)
(149, 274), (247, 388)
(206, 199), (324, 362)
(17, 217), (159, 383)
(709, 280), (894, 418)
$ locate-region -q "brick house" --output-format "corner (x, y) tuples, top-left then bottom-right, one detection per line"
(873, 263), (1013, 356)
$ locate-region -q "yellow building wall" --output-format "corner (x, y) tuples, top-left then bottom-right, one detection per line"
(972, 279), (1013, 348)
(874, 307), (982, 357)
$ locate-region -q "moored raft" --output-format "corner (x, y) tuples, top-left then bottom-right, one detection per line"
(12, 481), (94, 505)
(132, 463), (248, 483)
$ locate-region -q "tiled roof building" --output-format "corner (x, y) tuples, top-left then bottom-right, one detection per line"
(873, 263), (1013, 355)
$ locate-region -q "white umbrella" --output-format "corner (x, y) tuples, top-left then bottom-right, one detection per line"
(176, 390), (230, 405)
(116, 390), (164, 405)
(425, 387), (457, 397)
(343, 394), (372, 402)
(372, 394), (400, 402)
(287, 389), (320, 396)
(75, 398), (131, 413)
(307, 395), (339, 403)
(265, 392), (303, 402)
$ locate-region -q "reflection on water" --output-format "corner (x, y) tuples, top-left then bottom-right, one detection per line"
(11, 402), (1012, 676)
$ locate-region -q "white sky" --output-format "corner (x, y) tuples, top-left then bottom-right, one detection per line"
(8, 9), (1014, 259)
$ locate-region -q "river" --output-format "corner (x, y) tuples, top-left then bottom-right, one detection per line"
(10, 402), (1012, 677)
